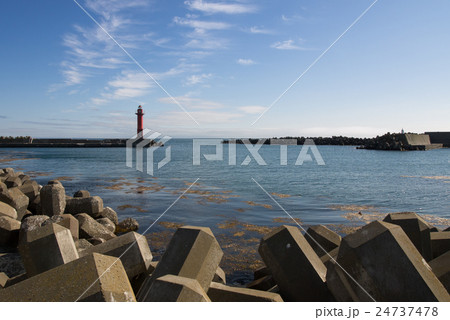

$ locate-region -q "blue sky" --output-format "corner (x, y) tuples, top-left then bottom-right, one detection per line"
(0, 0), (449, 138)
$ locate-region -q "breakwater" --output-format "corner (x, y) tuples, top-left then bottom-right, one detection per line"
(0, 138), (127, 148)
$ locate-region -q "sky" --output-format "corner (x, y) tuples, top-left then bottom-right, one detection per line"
(0, 0), (449, 138)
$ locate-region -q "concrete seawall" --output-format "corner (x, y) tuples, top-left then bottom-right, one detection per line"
(0, 139), (127, 148)
(425, 132), (450, 148)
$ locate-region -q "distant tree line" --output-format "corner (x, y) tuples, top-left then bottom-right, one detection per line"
(0, 136), (32, 143)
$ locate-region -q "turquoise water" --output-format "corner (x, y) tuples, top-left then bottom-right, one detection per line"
(1, 140), (449, 283)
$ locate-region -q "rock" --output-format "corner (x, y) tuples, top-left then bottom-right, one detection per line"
(207, 282), (283, 302)
(141, 274), (210, 302)
(75, 238), (93, 253)
(428, 251), (450, 292)
(0, 252), (25, 278)
(0, 187), (29, 220)
(0, 202), (18, 220)
(80, 231), (153, 279)
(430, 231), (450, 259)
(137, 226), (223, 301)
(246, 275), (276, 291)
(73, 190), (90, 198)
(65, 196), (103, 217)
(42, 214), (79, 240)
(305, 225), (341, 257)
(116, 217), (139, 233)
(75, 213), (116, 240)
(326, 221), (449, 302)
(258, 225), (331, 301)
(213, 266), (226, 284)
(0, 253), (136, 302)
(320, 246), (339, 264)
(98, 207), (119, 225)
(18, 180), (39, 203)
(0, 216), (21, 247)
(4, 176), (22, 188)
(40, 183), (66, 216)
(96, 217), (115, 233)
(19, 223), (79, 277)
(254, 265), (271, 280)
(87, 237), (106, 245)
(383, 212), (433, 261)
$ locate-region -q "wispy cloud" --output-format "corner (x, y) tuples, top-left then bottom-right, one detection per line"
(271, 39), (306, 50)
(159, 96), (223, 110)
(248, 26), (272, 34)
(185, 73), (213, 86)
(106, 71), (154, 99)
(185, 0), (256, 14)
(237, 58), (255, 65)
(173, 16), (231, 31)
(85, 0), (149, 18)
(281, 14), (304, 23)
(0, 116), (7, 119)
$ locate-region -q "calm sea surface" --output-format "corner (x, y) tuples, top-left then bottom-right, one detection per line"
(1, 140), (449, 283)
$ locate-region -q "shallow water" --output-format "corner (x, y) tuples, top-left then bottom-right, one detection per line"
(1, 141), (449, 284)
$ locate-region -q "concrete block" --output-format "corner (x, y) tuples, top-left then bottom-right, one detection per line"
(116, 217), (139, 233)
(43, 214), (79, 240)
(73, 190), (90, 198)
(0, 201), (18, 220)
(0, 272), (8, 288)
(130, 261), (158, 295)
(75, 213), (116, 240)
(75, 238), (93, 254)
(0, 182), (7, 193)
(247, 274), (276, 291)
(40, 183), (66, 216)
(258, 225), (330, 301)
(142, 274), (210, 302)
(428, 251), (450, 292)
(98, 206), (118, 225)
(320, 246), (339, 264)
(430, 231), (450, 259)
(3, 168), (14, 175)
(306, 225), (341, 257)
(326, 221), (449, 302)
(19, 215), (49, 237)
(65, 196), (103, 217)
(208, 282), (283, 302)
(0, 187), (29, 220)
(383, 212), (433, 261)
(87, 237), (106, 245)
(19, 223), (79, 277)
(18, 174), (30, 184)
(254, 265), (271, 279)
(137, 226), (223, 300)
(0, 216), (20, 247)
(444, 226), (450, 232)
(28, 194), (41, 215)
(3, 273), (27, 288)
(18, 180), (39, 203)
(96, 217), (115, 233)
(79, 231), (153, 279)
(0, 253), (136, 302)
(213, 266), (226, 284)
(4, 176), (22, 188)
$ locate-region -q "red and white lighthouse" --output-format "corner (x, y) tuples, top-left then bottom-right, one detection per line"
(136, 105), (144, 134)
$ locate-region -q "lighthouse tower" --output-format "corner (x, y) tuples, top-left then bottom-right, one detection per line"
(136, 105), (144, 134)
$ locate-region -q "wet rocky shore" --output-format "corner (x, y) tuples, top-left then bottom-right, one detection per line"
(0, 166), (449, 301)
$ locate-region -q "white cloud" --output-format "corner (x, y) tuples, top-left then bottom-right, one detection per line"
(159, 96), (223, 110)
(271, 39), (306, 50)
(249, 26), (272, 34)
(107, 71), (154, 99)
(238, 105), (267, 114)
(85, 0), (149, 18)
(185, 73), (213, 86)
(173, 16), (231, 31)
(185, 0), (256, 14)
(237, 58), (255, 65)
